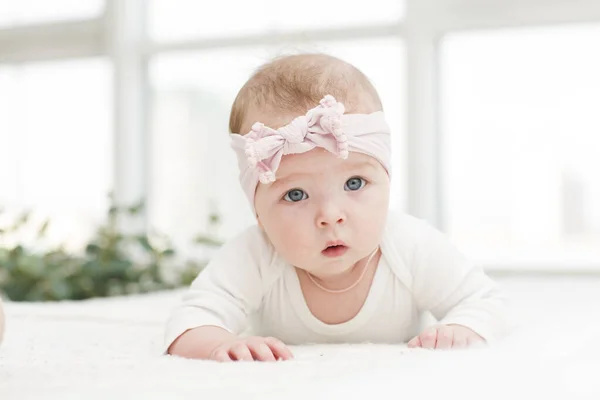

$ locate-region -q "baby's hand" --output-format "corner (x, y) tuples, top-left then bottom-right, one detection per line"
(407, 324), (484, 350)
(210, 336), (294, 362)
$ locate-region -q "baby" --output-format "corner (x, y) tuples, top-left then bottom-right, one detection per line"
(165, 54), (510, 361)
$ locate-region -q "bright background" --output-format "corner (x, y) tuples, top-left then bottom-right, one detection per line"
(1, 0), (599, 274)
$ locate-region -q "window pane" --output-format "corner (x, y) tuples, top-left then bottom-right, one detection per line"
(271, 0), (404, 32)
(149, 0), (404, 42)
(272, 38), (407, 211)
(149, 49), (269, 247)
(0, 0), (104, 27)
(0, 58), (113, 250)
(440, 25), (600, 269)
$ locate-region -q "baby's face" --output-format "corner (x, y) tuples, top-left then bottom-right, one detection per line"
(254, 148), (390, 277)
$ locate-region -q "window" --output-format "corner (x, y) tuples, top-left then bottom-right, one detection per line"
(0, 0), (104, 27)
(149, 48), (270, 247)
(440, 24), (600, 269)
(0, 58), (113, 249)
(266, 0), (405, 32)
(148, 0), (405, 42)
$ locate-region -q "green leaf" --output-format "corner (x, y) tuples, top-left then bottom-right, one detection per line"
(10, 245), (24, 257)
(194, 234), (222, 247)
(50, 280), (72, 300)
(37, 219), (50, 238)
(108, 206), (118, 217)
(137, 236), (154, 252)
(161, 248), (175, 257)
(17, 211), (31, 226)
(209, 213), (220, 225)
(127, 200), (145, 215)
(85, 243), (101, 255)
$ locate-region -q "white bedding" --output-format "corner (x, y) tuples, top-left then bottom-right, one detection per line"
(1, 277), (599, 400)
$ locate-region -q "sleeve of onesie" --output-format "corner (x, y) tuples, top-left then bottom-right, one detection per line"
(163, 226), (270, 353)
(410, 220), (513, 344)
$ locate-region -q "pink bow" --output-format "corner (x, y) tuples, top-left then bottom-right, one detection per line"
(243, 95), (349, 183)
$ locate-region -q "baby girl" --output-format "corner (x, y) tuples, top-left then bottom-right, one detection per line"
(165, 53), (510, 361)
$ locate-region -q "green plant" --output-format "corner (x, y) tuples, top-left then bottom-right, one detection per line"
(0, 199), (222, 302)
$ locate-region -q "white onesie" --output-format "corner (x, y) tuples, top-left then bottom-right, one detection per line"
(164, 211), (510, 351)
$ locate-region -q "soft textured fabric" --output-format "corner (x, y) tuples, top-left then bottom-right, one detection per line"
(164, 211), (511, 352)
(230, 95), (391, 211)
(2, 279), (600, 399)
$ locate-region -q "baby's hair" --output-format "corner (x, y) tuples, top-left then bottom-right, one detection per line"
(229, 53), (383, 135)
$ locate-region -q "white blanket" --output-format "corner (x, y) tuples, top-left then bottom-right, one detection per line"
(1, 277), (599, 400)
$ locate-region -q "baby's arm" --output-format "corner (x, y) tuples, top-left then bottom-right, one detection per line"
(168, 326), (292, 361)
(408, 221), (511, 348)
(164, 227), (292, 361)
(168, 325), (237, 359)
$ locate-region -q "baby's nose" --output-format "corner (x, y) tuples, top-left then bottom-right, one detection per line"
(316, 204), (346, 227)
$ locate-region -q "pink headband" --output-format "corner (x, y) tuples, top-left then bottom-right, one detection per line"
(230, 95), (391, 212)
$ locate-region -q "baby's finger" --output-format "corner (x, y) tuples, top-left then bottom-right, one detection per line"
(466, 333), (485, 347)
(211, 349), (232, 362)
(264, 337), (294, 360)
(419, 328), (438, 349)
(248, 342), (276, 362)
(407, 336), (421, 348)
(435, 326), (454, 349)
(452, 331), (468, 349)
(229, 344), (254, 361)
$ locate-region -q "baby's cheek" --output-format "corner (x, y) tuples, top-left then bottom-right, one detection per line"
(282, 231), (313, 255)
(358, 204), (387, 229)
(267, 221), (312, 259)
(356, 210), (387, 250)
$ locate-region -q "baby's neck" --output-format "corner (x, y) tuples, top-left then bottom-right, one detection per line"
(300, 249), (379, 292)
(306, 262), (363, 289)
(295, 250), (382, 325)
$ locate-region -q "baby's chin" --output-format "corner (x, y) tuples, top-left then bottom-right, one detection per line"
(293, 252), (363, 276)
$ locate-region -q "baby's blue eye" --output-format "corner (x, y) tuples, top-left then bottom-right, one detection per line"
(344, 177), (366, 191)
(284, 189), (308, 202)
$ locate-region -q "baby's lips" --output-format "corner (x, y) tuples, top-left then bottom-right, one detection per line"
(324, 239), (347, 249)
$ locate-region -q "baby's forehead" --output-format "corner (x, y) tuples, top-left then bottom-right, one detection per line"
(275, 150), (381, 179)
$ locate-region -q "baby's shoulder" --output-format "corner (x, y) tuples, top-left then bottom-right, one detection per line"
(226, 224), (271, 250)
(383, 210), (434, 248)
(381, 211), (443, 286)
(217, 224), (285, 285)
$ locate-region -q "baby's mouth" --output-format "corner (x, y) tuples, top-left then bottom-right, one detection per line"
(321, 243), (348, 258)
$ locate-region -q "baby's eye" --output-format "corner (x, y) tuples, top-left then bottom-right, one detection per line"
(344, 177), (366, 191)
(283, 189), (308, 202)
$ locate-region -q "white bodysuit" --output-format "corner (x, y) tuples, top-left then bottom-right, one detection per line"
(164, 211), (510, 351)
